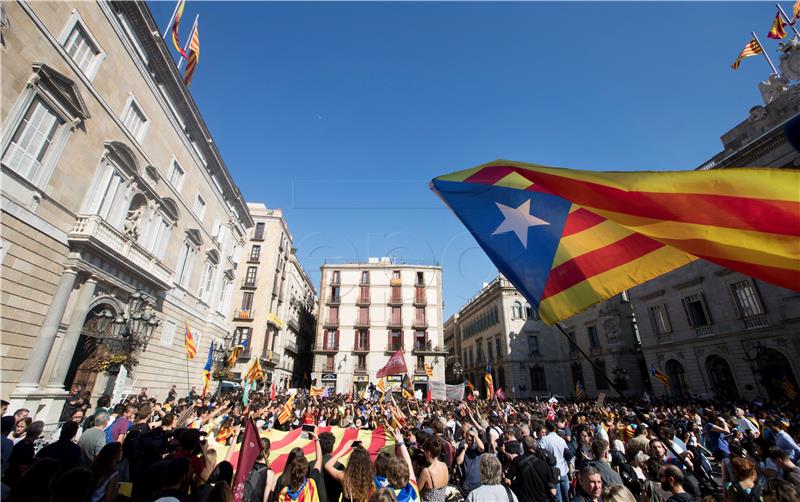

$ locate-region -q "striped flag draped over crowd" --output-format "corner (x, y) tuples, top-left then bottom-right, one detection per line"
(216, 426), (395, 475)
(184, 322), (197, 360)
(431, 161), (799, 324)
(731, 38), (763, 70)
(651, 366), (671, 386)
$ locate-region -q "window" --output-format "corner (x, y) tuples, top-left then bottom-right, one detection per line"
(359, 286), (370, 303)
(469, 347), (474, 367)
(416, 271), (424, 286)
(324, 329), (338, 350)
(594, 359), (609, 390)
(62, 18), (103, 78)
(390, 306), (401, 325)
(512, 301), (522, 319)
(649, 304), (672, 335)
(527, 335), (539, 355)
(2, 97), (63, 181)
(682, 293), (711, 327)
(463, 351), (468, 367)
(253, 222), (265, 240)
(357, 355), (367, 371)
(525, 303), (533, 319)
(193, 194), (206, 220)
(121, 98), (148, 142)
(159, 320), (176, 346)
(328, 306), (339, 324)
(414, 330), (427, 350)
(356, 329), (368, 350)
(358, 306), (369, 325)
(731, 280), (764, 318)
(361, 271), (370, 284)
(325, 355), (335, 371)
(197, 259), (216, 301)
(391, 285), (401, 302)
(390, 330), (403, 351)
(392, 270), (401, 280)
(415, 307), (425, 325)
(168, 160), (184, 191)
(193, 331), (202, 354)
(243, 266), (257, 286)
(530, 365), (547, 391)
(587, 325), (599, 349)
(487, 341), (494, 362)
(331, 270), (341, 284)
(241, 292), (254, 311)
(567, 330), (577, 353)
(175, 240), (197, 288)
(571, 362), (584, 388)
(495, 338), (502, 359)
(416, 356), (425, 371)
(330, 286), (340, 302)
(249, 245), (261, 262)
(234, 327), (251, 351)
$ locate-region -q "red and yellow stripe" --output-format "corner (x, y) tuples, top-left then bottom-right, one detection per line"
(184, 21), (200, 86)
(171, 0), (189, 59)
(184, 322), (197, 360)
(732, 38), (762, 70)
(213, 426), (394, 474)
(437, 161), (800, 323)
(277, 394), (294, 424)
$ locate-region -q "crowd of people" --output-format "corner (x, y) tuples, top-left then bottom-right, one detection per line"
(1, 383), (799, 502)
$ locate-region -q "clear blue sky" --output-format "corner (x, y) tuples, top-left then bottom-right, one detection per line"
(149, 1), (784, 317)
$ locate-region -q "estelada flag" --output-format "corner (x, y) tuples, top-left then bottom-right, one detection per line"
(431, 161), (799, 323)
(401, 374), (414, 400)
(768, 11), (787, 39)
(184, 322), (197, 360)
(201, 344), (213, 398)
(377, 349), (409, 378)
(232, 419), (262, 502)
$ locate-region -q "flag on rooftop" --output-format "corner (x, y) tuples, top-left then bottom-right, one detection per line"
(170, 0), (189, 59)
(430, 161), (800, 324)
(184, 18), (200, 85)
(732, 38), (763, 70)
(768, 11), (787, 39)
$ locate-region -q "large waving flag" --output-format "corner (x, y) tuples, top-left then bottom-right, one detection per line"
(184, 18), (200, 86)
(201, 344), (213, 398)
(170, 0), (189, 59)
(431, 161), (799, 323)
(244, 358), (264, 384)
(768, 11), (788, 39)
(184, 322), (197, 359)
(731, 38), (763, 70)
(485, 364), (494, 400)
(651, 366), (671, 386)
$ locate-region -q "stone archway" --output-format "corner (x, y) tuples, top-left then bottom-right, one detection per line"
(666, 359), (690, 398)
(63, 303), (117, 396)
(756, 348), (798, 401)
(705, 354), (740, 400)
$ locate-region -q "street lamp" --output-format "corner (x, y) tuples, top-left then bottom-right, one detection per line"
(212, 333), (235, 397)
(742, 341), (767, 398)
(110, 289), (160, 352)
(612, 367), (630, 393)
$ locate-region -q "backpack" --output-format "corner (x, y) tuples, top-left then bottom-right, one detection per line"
(243, 463), (269, 502)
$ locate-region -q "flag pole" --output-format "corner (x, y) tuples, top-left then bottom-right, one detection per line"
(555, 322), (626, 398)
(185, 352), (191, 399)
(177, 15), (198, 70)
(777, 4), (800, 37)
(162, 0), (181, 38)
(752, 32), (780, 75)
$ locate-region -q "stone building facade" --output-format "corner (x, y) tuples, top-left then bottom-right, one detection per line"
(1, 1), (251, 422)
(229, 204), (317, 390)
(633, 83), (800, 402)
(313, 259), (445, 395)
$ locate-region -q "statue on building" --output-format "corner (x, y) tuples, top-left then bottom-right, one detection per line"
(123, 206), (143, 240)
(602, 316), (622, 344)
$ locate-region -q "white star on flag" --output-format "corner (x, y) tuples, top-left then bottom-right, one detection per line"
(492, 199), (549, 248)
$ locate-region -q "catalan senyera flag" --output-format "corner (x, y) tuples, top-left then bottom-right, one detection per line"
(201, 344), (213, 398)
(485, 364), (494, 400)
(184, 19), (200, 86)
(376, 378), (386, 395)
(575, 380), (586, 400)
(184, 322), (197, 359)
(277, 394), (294, 424)
(732, 38), (763, 70)
(794, 0), (800, 20)
(782, 374), (798, 400)
(170, 0), (189, 59)
(431, 161), (800, 324)
(768, 11), (788, 39)
(309, 386), (324, 398)
(244, 358), (264, 384)
(651, 366), (671, 386)
(424, 363), (434, 378)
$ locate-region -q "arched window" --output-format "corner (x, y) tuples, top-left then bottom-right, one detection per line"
(512, 301), (522, 319)
(525, 303), (533, 319)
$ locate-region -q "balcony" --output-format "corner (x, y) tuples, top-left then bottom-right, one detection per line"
(266, 313), (285, 329)
(252, 232), (265, 242)
(284, 339), (298, 353)
(354, 317), (370, 328)
(316, 343), (339, 353)
(330, 276), (341, 286)
(326, 295), (341, 305)
(356, 295), (370, 306)
(743, 314), (769, 329)
(388, 296), (403, 306)
(413, 342), (448, 355)
(260, 351), (280, 366)
(354, 365), (368, 374)
(387, 318), (402, 328)
(247, 255), (260, 264)
(322, 364), (335, 372)
(68, 214), (173, 290)
(233, 309), (255, 321)
(412, 318), (428, 329)
(323, 316), (339, 327)
(385, 343), (403, 354)
(353, 344), (370, 353)
(241, 280), (257, 289)
(414, 288), (427, 306)
(695, 325), (714, 337)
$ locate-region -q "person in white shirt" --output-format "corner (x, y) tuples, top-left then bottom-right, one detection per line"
(538, 420), (570, 502)
(735, 408), (759, 437)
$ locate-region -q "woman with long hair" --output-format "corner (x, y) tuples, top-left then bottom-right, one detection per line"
(91, 442), (122, 502)
(277, 432), (323, 501)
(325, 443), (375, 502)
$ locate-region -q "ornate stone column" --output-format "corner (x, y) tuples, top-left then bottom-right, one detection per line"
(13, 267), (79, 393)
(44, 277), (97, 391)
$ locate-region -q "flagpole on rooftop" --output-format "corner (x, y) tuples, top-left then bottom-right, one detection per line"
(777, 4), (800, 37)
(752, 31), (780, 75)
(177, 15), (198, 71)
(555, 322), (626, 398)
(162, 0), (181, 38)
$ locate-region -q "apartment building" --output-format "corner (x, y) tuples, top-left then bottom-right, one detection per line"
(313, 259), (445, 395)
(1, 1), (251, 421)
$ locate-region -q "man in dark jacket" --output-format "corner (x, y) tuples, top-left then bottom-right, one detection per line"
(507, 436), (557, 501)
(37, 421), (81, 470)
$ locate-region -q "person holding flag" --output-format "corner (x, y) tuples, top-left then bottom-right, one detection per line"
(485, 364), (494, 400)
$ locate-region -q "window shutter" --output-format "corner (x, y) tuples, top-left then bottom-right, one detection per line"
(366, 329), (371, 349)
(335, 330), (340, 349)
